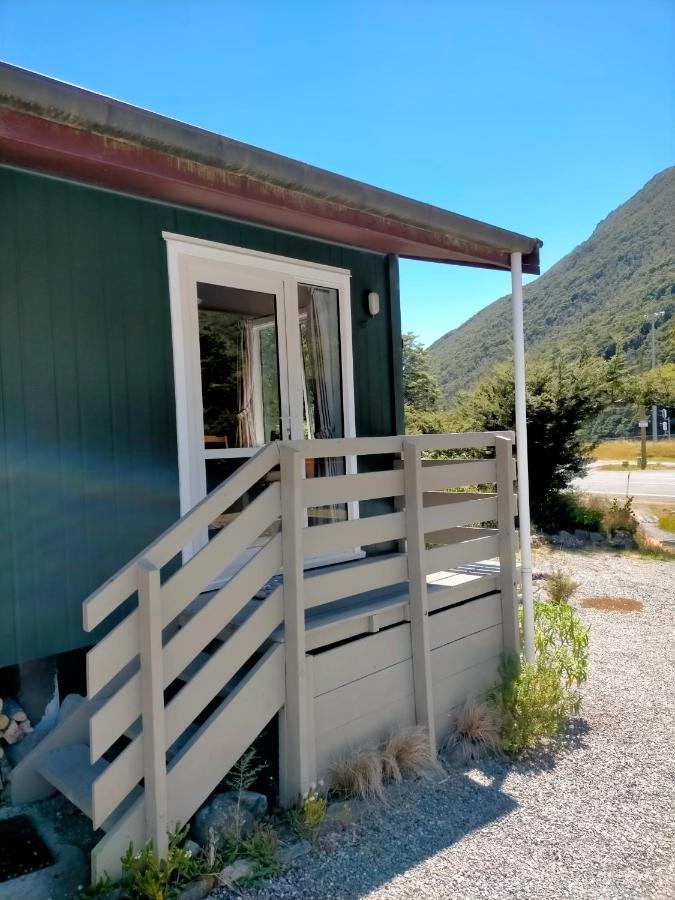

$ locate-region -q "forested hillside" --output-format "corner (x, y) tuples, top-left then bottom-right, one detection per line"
(429, 168), (675, 403)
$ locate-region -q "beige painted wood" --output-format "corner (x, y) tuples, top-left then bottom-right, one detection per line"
(423, 495), (498, 533)
(161, 483), (280, 624)
(314, 658), (414, 738)
(432, 656), (502, 743)
(495, 435), (520, 656)
(303, 509), (406, 558)
(92, 587), (284, 828)
(90, 536), (281, 763)
(429, 593), (502, 650)
(87, 485), (281, 698)
(301, 469), (403, 507)
(421, 459), (497, 491)
(84, 442), (280, 631)
(90, 669), (142, 762)
(137, 561), (169, 861)
(312, 622), (412, 696)
(425, 525), (497, 545)
(305, 602), (409, 652)
(279, 446), (310, 806)
(286, 436), (403, 458)
(316, 693), (416, 775)
(304, 553), (408, 609)
(423, 490), (496, 506)
(11, 696), (89, 804)
(425, 534), (499, 575)
(91, 644), (285, 882)
(431, 624), (503, 685)
(409, 430), (513, 452)
(427, 573), (500, 613)
(402, 439), (436, 748)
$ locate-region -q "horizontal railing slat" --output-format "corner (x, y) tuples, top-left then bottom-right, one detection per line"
(421, 459), (496, 491)
(303, 510), (406, 558)
(286, 437), (403, 458)
(304, 553), (409, 609)
(83, 442), (280, 631)
(409, 430), (514, 451)
(92, 588), (284, 828)
(162, 534), (282, 685)
(86, 487), (281, 699)
(302, 469), (403, 507)
(161, 483), (280, 625)
(89, 534), (282, 758)
(425, 534), (500, 574)
(423, 496), (498, 533)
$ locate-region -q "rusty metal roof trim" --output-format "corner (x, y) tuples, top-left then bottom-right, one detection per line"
(0, 62), (542, 273)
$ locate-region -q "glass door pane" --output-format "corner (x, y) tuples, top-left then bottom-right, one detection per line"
(197, 280), (282, 540)
(297, 283), (347, 526)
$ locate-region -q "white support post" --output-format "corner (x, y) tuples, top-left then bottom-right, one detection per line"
(137, 560), (169, 860)
(510, 252), (536, 663)
(402, 438), (436, 749)
(495, 434), (520, 656)
(279, 445), (312, 805)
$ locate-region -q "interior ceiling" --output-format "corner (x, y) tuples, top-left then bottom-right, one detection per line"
(196, 282), (276, 317)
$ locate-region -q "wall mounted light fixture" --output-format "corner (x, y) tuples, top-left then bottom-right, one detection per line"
(367, 291), (380, 316)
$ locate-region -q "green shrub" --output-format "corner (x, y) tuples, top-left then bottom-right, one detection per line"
(238, 823), (281, 882)
(489, 601), (589, 755)
(544, 568), (579, 605)
(601, 497), (638, 535)
(120, 825), (205, 900)
(540, 492), (603, 533)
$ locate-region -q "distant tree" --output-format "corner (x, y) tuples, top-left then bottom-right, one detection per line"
(629, 363), (675, 407)
(402, 332), (441, 412)
(453, 358), (613, 530)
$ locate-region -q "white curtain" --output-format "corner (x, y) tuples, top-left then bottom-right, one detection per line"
(236, 320), (256, 447)
(307, 288), (342, 478)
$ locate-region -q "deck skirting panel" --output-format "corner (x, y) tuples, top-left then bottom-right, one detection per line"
(311, 593), (504, 776)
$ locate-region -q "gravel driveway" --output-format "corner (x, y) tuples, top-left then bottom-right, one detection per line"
(225, 549), (675, 900)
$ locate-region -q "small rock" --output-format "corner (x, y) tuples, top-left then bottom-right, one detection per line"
(218, 857), (254, 885)
(192, 791), (267, 847)
(574, 529), (591, 543)
(589, 531), (604, 545)
(279, 838), (312, 865)
(176, 875), (217, 900)
(183, 839), (203, 859)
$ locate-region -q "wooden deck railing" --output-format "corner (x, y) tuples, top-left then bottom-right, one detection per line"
(81, 431), (519, 876)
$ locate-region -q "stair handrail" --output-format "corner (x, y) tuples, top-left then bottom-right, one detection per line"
(83, 442), (281, 632)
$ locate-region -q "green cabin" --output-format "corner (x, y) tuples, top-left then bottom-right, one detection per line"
(0, 64), (542, 881)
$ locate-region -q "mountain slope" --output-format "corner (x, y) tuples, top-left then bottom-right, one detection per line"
(429, 168), (675, 402)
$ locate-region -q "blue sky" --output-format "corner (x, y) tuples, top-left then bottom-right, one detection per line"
(2, 1), (673, 345)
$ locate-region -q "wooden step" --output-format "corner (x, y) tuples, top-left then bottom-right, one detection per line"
(35, 743), (107, 820)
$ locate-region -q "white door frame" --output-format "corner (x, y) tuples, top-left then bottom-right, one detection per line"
(163, 232), (358, 553)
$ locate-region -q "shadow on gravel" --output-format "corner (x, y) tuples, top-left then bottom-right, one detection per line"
(512, 718), (591, 776)
(278, 721), (592, 900)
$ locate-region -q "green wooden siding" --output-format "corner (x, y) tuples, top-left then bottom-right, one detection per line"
(0, 166), (403, 666)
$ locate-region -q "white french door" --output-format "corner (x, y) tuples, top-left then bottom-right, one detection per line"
(164, 233), (358, 570)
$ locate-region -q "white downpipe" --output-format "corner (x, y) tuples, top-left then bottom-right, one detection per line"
(510, 252), (536, 663)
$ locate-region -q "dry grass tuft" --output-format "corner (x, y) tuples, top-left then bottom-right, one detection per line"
(581, 595), (643, 612)
(327, 748), (384, 801)
(381, 726), (441, 781)
(446, 698), (501, 763)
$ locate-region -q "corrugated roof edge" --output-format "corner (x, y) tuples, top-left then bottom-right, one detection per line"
(0, 62), (542, 268)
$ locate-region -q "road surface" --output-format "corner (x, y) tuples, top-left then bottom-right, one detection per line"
(573, 467), (675, 501)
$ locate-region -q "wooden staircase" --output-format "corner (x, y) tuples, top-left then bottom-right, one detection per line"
(10, 433), (520, 884)
(11, 443), (287, 881)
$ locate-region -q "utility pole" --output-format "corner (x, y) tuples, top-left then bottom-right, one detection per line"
(639, 409), (648, 470)
(647, 311), (664, 441)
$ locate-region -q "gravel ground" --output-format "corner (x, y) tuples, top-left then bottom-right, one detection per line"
(221, 548), (675, 900)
